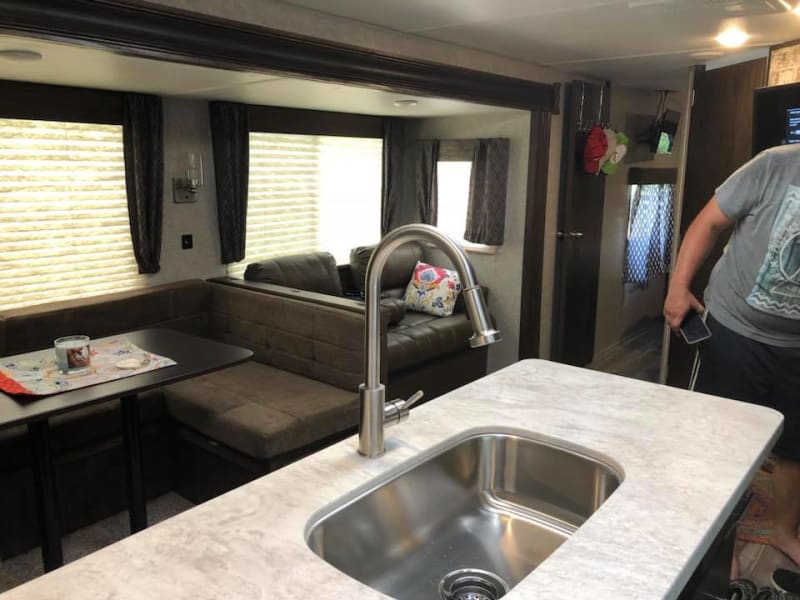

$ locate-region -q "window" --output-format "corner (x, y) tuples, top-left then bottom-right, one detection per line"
(0, 118), (141, 311)
(436, 160), (472, 243)
(623, 183), (675, 285)
(434, 138), (505, 251)
(228, 133), (382, 277)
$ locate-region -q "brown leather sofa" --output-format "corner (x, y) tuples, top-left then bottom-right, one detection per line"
(240, 244), (490, 401)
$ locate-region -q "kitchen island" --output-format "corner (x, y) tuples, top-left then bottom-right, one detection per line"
(1, 360), (782, 599)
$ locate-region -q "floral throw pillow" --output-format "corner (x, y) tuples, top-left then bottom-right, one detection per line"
(403, 261), (462, 317)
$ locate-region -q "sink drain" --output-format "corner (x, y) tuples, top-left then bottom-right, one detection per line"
(439, 568), (510, 600)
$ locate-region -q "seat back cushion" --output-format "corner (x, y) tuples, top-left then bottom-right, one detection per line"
(244, 252), (343, 297)
(0, 280), (211, 356)
(349, 242), (424, 294)
(209, 283), (366, 391)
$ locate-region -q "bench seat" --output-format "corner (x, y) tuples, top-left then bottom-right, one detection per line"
(163, 362), (358, 461)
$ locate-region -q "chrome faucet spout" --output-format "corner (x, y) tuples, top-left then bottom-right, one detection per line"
(357, 224), (501, 458)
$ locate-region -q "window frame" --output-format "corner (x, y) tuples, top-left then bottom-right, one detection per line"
(0, 79), (123, 125)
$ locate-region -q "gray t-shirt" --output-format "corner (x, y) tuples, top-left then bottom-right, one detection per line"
(706, 144), (800, 347)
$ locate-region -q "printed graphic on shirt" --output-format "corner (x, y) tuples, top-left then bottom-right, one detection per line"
(747, 184), (800, 320)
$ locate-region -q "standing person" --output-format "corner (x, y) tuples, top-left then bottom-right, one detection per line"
(663, 144), (800, 571)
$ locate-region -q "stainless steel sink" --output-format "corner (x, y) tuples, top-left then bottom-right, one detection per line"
(306, 431), (622, 600)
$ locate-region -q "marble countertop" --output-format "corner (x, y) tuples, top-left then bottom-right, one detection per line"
(2, 360), (782, 600)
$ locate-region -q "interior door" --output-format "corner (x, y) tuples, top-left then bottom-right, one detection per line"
(665, 60), (767, 387)
(551, 81), (610, 366)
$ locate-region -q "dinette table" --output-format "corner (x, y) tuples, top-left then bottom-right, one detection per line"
(0, 328), (253, 572)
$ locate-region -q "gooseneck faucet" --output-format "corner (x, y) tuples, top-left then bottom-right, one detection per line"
(358, 224), (501, 458)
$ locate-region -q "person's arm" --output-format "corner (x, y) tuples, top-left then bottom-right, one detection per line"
(663, 196), (735, 331)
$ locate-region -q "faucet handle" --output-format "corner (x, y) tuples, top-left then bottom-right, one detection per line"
(405, 390), (424, 409)
(383, 390), (425, 429)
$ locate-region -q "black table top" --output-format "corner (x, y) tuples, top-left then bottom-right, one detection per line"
(0, 329), (253, 430)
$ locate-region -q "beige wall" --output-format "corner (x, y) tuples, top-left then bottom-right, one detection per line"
(145, 97), (226, 285)
(593, 83), (690, 359)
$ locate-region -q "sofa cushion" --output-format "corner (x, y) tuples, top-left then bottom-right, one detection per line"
(349, 242), (424, 294)
(244, 252), (343, 297)
(403, 261), (462, 317)
(163, 361), (358, 461)
(387, 312), (473, 373)
(0, 280), (210, 356)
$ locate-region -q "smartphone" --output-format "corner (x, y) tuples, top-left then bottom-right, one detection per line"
(679, 310), (712, 345)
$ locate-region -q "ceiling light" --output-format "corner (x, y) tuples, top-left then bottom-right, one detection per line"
(715, 28), (750, 47)
(393, 99), (418, 108)
(0, 49), (43, 61)
(794, 3), (800, 14)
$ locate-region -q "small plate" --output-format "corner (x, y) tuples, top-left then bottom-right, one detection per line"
(115, 357), (147, 370)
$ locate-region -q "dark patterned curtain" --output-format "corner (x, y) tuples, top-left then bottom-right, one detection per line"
(209, 101), (249, 264)
(381, 118), (406, 235)
(122, 93), (163, 274)
(624, 184), (675, 285)
(416, 139), (439, 225)
(465, 138), (510, 245)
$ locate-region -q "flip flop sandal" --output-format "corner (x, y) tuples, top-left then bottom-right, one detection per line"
(753, 588), (779, 600)
(729, 579), (758, 600)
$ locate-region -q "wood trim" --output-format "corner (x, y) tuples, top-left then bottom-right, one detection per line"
(627, 168), (678, 186)
(248, 105), (383, 137)
(0, 0), (559, 112)
(0, 79), (122, 124)
(518, 110), (552, 359)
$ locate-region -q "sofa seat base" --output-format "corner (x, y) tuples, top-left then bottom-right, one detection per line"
(163, 362), (358, 461)
(387, 312), (473, 373)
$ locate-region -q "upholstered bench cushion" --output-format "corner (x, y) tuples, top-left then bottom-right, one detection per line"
(163, 361), (358, 461)
(387, 312), (473, 373)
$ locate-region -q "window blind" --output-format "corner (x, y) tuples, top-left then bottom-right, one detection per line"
(228, 133), (382, 278)
(0, 118), (142, 311)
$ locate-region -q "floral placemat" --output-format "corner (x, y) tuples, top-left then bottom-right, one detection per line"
(0, 335), (176, 396)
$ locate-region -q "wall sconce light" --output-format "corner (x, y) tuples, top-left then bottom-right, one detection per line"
(173, 152), (203, 203)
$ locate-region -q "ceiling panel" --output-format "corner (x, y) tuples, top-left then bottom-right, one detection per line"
(0, 35), (274, 95)
(421, 4), (795, 63)
(274, 0), (615, 33)
(278, 0), (800, 87)
(193, 77), (516, 117)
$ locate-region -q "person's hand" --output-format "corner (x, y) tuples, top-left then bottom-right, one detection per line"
(663, 286), (705, 332)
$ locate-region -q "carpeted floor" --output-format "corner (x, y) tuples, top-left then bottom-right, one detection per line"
(0, 492), (193, 594)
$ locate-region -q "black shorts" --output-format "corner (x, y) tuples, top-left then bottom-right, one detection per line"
(695, 314), (800, 462)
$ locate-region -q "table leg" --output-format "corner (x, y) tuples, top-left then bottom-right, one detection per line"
(27, 420), (63, 572)
(121, 394), (147, 533)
